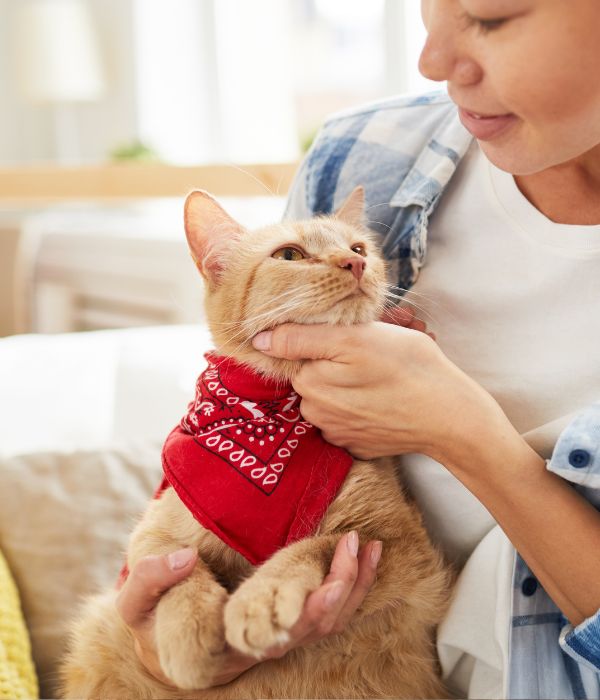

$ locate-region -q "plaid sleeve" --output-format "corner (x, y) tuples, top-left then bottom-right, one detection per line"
(547, 401), (600, 489)
(282, 154), (310, 221)
(547, 402), (600, 671)
(560, 615), (600, 673)
(282, 114), (343, 221)
(282, 112), (357, 221)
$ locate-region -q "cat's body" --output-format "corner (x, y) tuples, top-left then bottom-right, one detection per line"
(61, 188), (452, 699)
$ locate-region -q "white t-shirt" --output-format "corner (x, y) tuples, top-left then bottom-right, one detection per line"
(400, 142), (600, 697)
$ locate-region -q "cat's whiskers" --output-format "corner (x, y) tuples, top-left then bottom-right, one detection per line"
(214, 284), (317, 331)
(225, 162), (278, 197)
(218, 296), (315, 361)
(383, 290), (439, 325)
(387, 285), (457, 324)
(364, 219), (392, 232)
(389, 284), (451, 310)
(214, 300), (314, 350)
(245, 288), (315, 320)
(218, 290), (318, 351)
(383, 289), (429, 313)
(365, 200), (391, 211)
(241, 298), (314, 338)
(238, 277), (383, 341)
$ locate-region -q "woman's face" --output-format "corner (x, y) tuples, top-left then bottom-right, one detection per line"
(419, 0), (600, 175)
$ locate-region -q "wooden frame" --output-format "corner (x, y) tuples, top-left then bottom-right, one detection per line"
(0, 162), (298, 202)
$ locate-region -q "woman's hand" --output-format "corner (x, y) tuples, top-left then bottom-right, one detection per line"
(115, 533), (380, 688)
(252, 317), (505, 465)
(379, 305), (436, 341)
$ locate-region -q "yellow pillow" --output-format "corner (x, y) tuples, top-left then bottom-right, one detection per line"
(0, 550), (38, 699)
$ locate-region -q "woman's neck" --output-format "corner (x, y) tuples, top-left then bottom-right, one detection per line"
(514, 149), (600, 225)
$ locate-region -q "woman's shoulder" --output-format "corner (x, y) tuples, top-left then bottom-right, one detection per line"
(322, 90), (456, 128)
(295, 91), (470, 218)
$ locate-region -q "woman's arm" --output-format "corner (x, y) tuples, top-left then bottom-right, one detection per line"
(446, 417), (600, 627)
(253, 321), (600, 626)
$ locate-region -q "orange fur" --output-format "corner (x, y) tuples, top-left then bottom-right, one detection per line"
(60, 189), (453, 699)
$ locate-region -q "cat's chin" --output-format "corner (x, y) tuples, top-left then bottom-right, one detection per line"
(304, 304), (378, 326)
(211, 302), (380, 382)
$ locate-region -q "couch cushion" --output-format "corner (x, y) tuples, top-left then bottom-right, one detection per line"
(0, 324), (212, 458)
(0, 444), (162, 698)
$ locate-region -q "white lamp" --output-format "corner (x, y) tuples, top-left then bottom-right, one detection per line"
(14, 0), (107, 163)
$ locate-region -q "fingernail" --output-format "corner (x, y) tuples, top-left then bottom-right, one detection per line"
(167, 547), (195, 570)
(347, 531), (359, 557)
(252, 331), (272, 352)
(325, 582), (343, 609)
(370, 541), (382, 567)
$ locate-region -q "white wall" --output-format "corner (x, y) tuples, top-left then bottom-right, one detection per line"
(76, 0), (139, 163)
(0, 0), (49, 163)
(0, 0), (138, 164)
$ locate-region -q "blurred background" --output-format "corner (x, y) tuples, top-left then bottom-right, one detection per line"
(0, 0), (436, 340)
(0, 0), (438, 455)
(1, 0), (433, 166)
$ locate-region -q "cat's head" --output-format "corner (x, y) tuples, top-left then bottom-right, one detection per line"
(184, 187), (386, 380)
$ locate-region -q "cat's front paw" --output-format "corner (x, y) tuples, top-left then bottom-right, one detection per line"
(155, 585), (227, 690)
(224, 577), (309, 658)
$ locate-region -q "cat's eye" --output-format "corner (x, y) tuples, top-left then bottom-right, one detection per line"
(271, 246), (305, 261)
(351, 244), (367, 257)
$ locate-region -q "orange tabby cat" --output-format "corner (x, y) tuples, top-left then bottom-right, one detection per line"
(60, 187), (452, 699)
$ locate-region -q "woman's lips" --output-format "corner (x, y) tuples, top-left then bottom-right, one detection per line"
(458, 107), (518, 141)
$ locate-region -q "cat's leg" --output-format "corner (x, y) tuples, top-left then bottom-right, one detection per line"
(224, 534), (340, 658)
(128, 488), (231, 691)
(61, 590), (176, 700)
(153, 559), (229, 690)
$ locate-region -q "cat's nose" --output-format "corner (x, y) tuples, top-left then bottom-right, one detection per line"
(339, 256), (366, 281)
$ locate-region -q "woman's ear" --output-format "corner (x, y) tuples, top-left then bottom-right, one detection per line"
(184, 190), (246, 284)
(335, 186), (366, 228)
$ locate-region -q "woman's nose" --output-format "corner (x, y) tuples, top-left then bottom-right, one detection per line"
(418, 3), (483, 86)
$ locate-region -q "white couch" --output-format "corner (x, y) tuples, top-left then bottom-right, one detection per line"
(0, 324), (216, 697)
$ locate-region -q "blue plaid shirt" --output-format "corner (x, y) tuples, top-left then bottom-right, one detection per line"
(285, 91), (600, 699)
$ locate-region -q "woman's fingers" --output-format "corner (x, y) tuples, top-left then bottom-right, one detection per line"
(268, 533), (378, 654)
(329, 540), (382, 634)
(380, 306), (415, 327)
(115, 548), (198, 628)
(115, 548), (198, 687)
(381, 306), (433, 338)
(301, 532), (361, 639)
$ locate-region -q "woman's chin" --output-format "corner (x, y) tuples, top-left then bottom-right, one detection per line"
(478, 136), (564, 177)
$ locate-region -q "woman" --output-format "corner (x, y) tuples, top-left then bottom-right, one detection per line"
(118, 1), (600, 697)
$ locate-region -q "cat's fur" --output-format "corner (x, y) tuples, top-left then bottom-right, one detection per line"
(60, 188), (452, 699)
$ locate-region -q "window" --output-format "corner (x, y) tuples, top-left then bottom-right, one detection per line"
(133, 0), (438, 165)
(3, 0), (437, 166)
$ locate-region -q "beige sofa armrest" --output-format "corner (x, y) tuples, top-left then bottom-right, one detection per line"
(0, 444), (163, 698)
(0, 224), (35, 337)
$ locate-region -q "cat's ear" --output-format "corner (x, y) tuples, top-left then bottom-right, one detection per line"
(335, 186), (366, 228)
(184, 190), (246, 284)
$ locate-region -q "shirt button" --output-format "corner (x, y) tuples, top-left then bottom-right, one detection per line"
(521, 577), (538, 597)
(568, 449), (591, 469)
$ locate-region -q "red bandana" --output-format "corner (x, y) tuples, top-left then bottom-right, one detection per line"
(158, 353), (353, 565)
